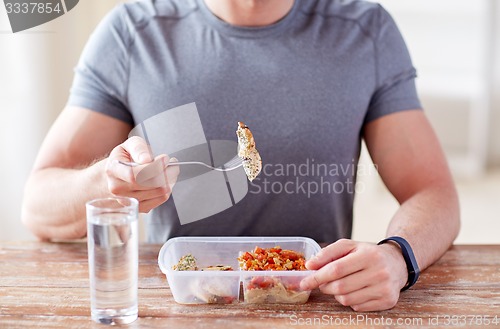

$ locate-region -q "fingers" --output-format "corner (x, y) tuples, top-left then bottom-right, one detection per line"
(104, 136), (181, 213)
(134, 156), (180, 190)
(306, 239), (357, 270)
(350, 297), (399, 312)
(300, 249), (364, 290)
(138, 193), (171, 213)
(334, 279), (399, 312)
(127, 186), (170, 202)
(300, 240), (405, 312)
(300, 239), (359, 291)
(317, 267), (372, 296)
(106, 136), (153, 184)
(317, 268), (399, 310)
(120, 136), (153, 164)
(106, 165), (172, 213)
(165, 157), (180, 188)
(134, 155), (168, 186)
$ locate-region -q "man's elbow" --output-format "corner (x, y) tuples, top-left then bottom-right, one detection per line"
(21, 216), (45, 242)
(442, 182), (461, 243)
(21, 203), (86, 241)
(21, 205), (52, 241)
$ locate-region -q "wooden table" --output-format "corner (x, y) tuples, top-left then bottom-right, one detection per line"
(1, 242), (499, 328)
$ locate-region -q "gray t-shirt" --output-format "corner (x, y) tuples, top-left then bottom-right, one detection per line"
(68, 0), (421, 243)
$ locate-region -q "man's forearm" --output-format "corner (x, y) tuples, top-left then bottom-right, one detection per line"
(21, 160), (109, 241)
(386, 183), (460, 272)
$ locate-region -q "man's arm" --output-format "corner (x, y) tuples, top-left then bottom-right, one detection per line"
(364, 109), (460, 270)
(301, 110), (460, 311)
(22, 106), (178, 241)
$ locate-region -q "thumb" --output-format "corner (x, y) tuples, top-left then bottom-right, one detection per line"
(121, 136), (153, 164)
(165, 157), (180, 189)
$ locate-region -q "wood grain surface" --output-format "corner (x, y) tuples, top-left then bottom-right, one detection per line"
(1, 242), (499, 328)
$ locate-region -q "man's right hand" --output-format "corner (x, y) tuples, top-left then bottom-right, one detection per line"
(23, 107), (179, 240)
(105, 136), (180, 213)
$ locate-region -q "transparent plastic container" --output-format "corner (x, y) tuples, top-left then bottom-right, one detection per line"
(158, 236), (321, 304)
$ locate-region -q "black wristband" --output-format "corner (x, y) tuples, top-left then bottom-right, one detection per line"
(378, 236), (420, 291)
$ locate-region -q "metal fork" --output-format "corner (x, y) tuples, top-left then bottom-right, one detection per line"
(118, 155), (243, 172)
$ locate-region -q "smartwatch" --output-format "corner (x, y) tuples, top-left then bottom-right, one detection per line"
(378, 236), (420, 291)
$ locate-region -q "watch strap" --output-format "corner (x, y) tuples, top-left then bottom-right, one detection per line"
(378, 236), (420, 291)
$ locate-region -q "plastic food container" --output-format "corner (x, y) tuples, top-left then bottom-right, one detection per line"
(158, 236), (321, 304)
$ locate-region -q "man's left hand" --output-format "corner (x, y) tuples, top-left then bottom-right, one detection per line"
(300, 238), (408, 311)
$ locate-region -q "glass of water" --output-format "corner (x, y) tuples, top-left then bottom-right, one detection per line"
(86, 197), (139, 325)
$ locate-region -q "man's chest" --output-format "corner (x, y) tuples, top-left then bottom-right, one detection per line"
(125, 29), (376, 161)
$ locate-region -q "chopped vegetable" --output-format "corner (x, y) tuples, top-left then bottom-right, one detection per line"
(238, 246), (306, 271)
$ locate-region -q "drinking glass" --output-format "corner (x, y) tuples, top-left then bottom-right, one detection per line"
(86, 197), (139, 325)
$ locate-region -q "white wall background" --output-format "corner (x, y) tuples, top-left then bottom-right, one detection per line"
(0, 0), (499, 242)
(0, 1), (121, 240)
(356, 0), (500, 244)
(378, 0), (500, 173)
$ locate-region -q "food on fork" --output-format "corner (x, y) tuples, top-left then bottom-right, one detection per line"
(236, 122), (262, 181)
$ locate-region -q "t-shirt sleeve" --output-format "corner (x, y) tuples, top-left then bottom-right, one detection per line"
(364, 5), (422, 124)
(67, 5), (134, 125)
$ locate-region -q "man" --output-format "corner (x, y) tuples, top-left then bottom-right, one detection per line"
(22, 0), (460, 311)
